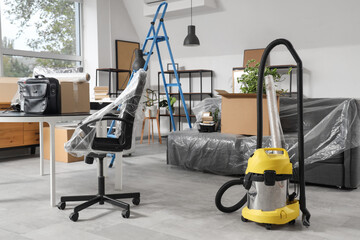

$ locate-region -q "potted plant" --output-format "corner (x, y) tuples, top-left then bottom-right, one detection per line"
(159, 96), (176, 115)
(143, 88), (158, 118)
(237, 59), (289, 94)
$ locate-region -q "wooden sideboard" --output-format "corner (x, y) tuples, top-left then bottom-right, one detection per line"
(0, 103), (39, 151)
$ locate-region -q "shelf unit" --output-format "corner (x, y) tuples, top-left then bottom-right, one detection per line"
(158, 69), (213, 131)
(95, 68), (131, 97)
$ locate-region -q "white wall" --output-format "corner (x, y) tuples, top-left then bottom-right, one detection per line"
(82, 0), (99, 94)
(83, 0), (149, 138)
(120, 0), (360, 136)
(149, 44), (360, 98)
(123, 0), (360, 98)
(83, 0), (139, 96)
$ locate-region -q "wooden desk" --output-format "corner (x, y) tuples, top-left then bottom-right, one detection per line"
(0, 102), (39, 151)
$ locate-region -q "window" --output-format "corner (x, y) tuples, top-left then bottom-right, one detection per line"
(0, 0), (82, 77)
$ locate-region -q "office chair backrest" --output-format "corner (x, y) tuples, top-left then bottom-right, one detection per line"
(65, 70), (146, 156)
(116, 71), (146, 149)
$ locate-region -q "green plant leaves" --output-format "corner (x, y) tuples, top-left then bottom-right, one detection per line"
(237, 59), (286, 94)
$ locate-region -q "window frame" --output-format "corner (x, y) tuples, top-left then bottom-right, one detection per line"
(0, 0), (84, 76)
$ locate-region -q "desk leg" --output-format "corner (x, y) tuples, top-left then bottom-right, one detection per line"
(49, 122), (56, 207)
(114, 153), (123, 191)
(39, 122), (44, 176)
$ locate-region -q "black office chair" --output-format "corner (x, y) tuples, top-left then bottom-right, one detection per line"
(57, 70), (146, 222)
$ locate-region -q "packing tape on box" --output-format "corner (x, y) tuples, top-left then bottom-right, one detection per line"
(73, 82), (79, 110)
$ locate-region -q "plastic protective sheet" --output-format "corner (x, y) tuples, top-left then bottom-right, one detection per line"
(265, 75), (283, 150)
(192, 97), (222, 122)
(33, 66), (83, 75)
(192, 97), (222, 130)
(33, 66), (89, 82)
(64, 69), (147, 157)
(167, 97), (360, 175)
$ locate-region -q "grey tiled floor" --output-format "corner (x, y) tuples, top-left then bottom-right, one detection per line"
(0, 140), (359, 240)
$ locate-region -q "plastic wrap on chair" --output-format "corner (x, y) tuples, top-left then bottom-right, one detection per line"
(64, 69), (147, 157)
(167, 98), (360, 175)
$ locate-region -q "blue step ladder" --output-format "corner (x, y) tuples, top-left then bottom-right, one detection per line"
(142, 1), (192, 130)
(108, 2), (191, 167)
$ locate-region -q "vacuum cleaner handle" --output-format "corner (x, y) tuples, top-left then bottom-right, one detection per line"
(256, 39), (311, 227)
(261, 148), (288, 156)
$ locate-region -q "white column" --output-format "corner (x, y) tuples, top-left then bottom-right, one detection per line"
(49, 122), (56, 207)
(39, 122), (44, 176)
(114, 152), (123, 191)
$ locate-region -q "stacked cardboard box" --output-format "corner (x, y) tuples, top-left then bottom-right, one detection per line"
(0, 77), (19, 104)
(60, 81), (90, 113)
(43, 124), (84, 163)
(94, 86), (109, 100)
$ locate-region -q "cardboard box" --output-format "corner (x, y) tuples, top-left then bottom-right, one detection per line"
(60, 81), (90, 114)
(43, 125), (84, 163)
(0, 77), (19, 103)
(217, 90), (279, 136)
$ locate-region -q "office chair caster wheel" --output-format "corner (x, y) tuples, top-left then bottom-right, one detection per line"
(122, 210), (130, 218)
(289, 220), (296, 225)
(241, 216), (248, 222)
(69, 212), (79, 222)
(57, 202), (66, 210)
(265, 224), (272, 230)
(132, 197), (140, 206)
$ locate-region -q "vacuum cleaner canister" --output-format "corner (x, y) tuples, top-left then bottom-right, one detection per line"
(241, 148), (299, 226)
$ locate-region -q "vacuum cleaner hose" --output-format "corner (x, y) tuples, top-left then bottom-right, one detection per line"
(215, 178), (247, 213)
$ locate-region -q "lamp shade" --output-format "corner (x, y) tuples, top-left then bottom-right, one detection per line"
(132, 49), (146, 71)
(183, 25), (200, 46)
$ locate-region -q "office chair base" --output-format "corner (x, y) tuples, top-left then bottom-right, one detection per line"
(58, 193), (140, 222)
(57, 156), (140, 222)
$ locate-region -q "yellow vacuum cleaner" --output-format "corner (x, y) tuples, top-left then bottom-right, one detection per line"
(215, 39), (311, 230)
(241, 148), (299, 228)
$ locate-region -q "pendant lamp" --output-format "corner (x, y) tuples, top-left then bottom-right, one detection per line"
(183, 0), (200, 46)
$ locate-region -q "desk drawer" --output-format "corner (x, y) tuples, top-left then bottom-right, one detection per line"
(0, 123), (24, 131)
(24, 122), (39, 131)
(0, 130), (23, 147)
(0, 103), (10, 110)
(24, 130), (40, 145)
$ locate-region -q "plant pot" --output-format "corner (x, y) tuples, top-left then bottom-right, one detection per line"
(144, 106), (157, 118)
(159, 107), (167, 115)
(166, 106), (175, 115)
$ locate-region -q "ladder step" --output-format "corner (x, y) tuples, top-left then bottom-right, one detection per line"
(165, 83), (179, 87)
(145, 36), (167, 41)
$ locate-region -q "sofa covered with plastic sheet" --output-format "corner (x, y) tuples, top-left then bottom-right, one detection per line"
(167, 97), (360, 188)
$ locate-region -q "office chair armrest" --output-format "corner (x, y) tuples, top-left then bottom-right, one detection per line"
(80, 116), (133, 134)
